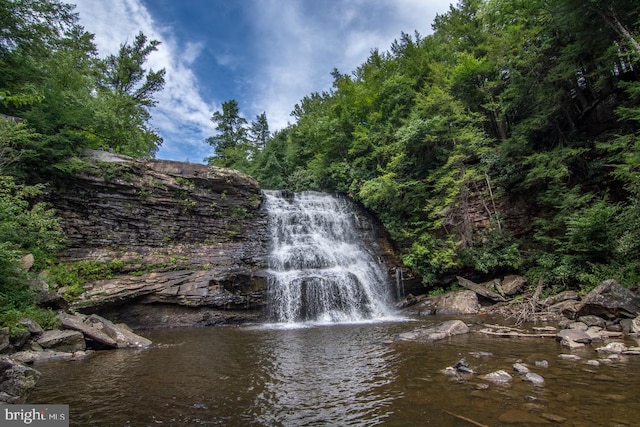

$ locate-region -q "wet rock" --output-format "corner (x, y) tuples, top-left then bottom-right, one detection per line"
(556, 328), (591, 343)
(595, 342), (628, 354)
(512, 363), (530, 374)
(36, 330), (85, 353)
(453, 358), (475, 374)
(586, 359), (601, 366)
(499, 275), (528, 296)
(480, 370), (512, 383)
(578, 315), (607, 328)
(523, 372), (545, 386)
(576, 279), (640, 319)
(498, 409), (548, 424)
(84, 314), (152, 348)
(535, 360), (549, 368)
(0, 356), (41, 403)
(560, 337), (585, 349)
(442, 367), (457, 376)
(558, 354), (581, 361)
(394, 320), (469, 342)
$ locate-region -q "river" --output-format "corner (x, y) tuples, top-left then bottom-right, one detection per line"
(28, 316), (640, 426)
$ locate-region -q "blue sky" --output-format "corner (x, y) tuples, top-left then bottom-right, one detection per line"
(74, 0), (453, 163)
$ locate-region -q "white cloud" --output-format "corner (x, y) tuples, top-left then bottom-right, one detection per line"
(74, 0), (216, 162)
(73, 0), (453, 161)
(248, 0), (452, 132)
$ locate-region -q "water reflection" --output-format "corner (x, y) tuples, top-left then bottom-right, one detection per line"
(27, 319), (640, 426)
(250, 324), (400, 425)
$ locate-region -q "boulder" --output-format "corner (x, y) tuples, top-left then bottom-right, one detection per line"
(0, 356), (41, 403)
(431, 290), (479, 315)
(481, 370), (512, 383)
(456, 276), (506, 302)
(84, 314), (152, 348)
(576, 279), (640, 319)
(499, 275), (527, 296)
(18, 318), (43, 335)
(36, 330), (85, 353)
(394, 320), (470, 342)
(59, 312), (118, 349)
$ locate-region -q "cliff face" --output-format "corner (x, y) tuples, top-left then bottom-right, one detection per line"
(50, 151), (270, 327)
(49, 151), (404, 328)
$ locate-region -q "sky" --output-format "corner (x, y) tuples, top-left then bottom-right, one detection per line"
(73, 0), (454, 163)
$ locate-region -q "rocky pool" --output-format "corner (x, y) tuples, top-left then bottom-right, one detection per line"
(28, 316), (640, 426)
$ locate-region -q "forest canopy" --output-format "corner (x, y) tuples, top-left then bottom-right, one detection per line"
(213, 0), (640, 291)
(2, 0), (640, 325)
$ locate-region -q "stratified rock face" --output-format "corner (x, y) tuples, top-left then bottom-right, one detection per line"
(49, 152), (270, 326)
(48, 152), (404, 327)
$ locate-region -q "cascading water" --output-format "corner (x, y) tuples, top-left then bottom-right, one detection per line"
(263, 190), (394, 324)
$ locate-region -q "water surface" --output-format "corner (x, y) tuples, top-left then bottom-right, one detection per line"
(29, 317), (640, 426)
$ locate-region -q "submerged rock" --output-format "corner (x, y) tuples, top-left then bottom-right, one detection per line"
(394, 320), (470, 342)
(523, 372), (545, 386)
(595, 342), (628, 354)
(480, 370), (512, 384)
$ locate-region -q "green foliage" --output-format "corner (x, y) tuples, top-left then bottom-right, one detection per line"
(460, 227), (522, 274)
(0, 175), (66, 328)
(47, 259), (126, 300)
(239, 0), (640, 293)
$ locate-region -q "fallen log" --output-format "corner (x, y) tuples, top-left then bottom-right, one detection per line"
(456, 276), (506, 302)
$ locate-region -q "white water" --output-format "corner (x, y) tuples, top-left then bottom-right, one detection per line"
(263, 190), (394, 324)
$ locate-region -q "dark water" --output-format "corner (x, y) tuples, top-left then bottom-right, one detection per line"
(28, 317), (640, 426)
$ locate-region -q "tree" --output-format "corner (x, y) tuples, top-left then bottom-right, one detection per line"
(95, 31), (166, 157)
(248, 112), (270, 151)
(206, 99), (249, 168)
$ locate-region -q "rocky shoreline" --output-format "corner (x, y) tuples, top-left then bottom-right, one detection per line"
(0, 311), (151, 404)
(3, 276), (640, 408)
(394, 277), (640, 425)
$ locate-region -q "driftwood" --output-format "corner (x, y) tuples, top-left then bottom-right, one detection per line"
(456, 276), (506, 302)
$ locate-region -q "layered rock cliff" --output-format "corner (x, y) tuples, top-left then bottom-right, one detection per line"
(48, 151), (404, 328)
(49, 151), (269, 327)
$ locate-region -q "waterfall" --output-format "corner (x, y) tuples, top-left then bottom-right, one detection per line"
(263, 190), (394, 324)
